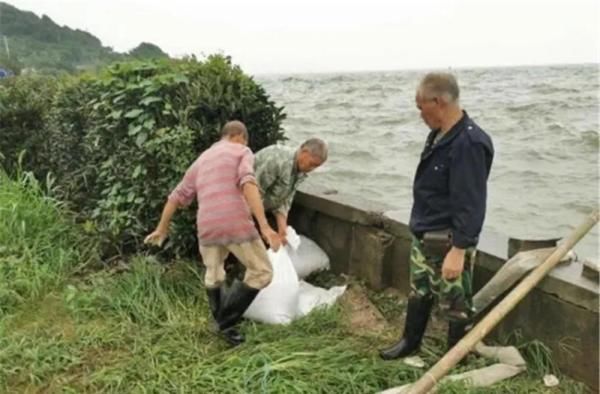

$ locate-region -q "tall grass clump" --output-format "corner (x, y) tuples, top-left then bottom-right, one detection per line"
(0, 169), (98, 315)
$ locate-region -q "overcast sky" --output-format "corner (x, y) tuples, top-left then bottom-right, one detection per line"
(5, 0), (600, 74)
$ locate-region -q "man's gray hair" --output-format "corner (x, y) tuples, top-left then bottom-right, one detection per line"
(418, 72), (460, 103)
(221, 120), (248, 140)
(300, 138), (328, 161)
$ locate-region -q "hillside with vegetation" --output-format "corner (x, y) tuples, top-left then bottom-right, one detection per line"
(0, 1), (168, 74)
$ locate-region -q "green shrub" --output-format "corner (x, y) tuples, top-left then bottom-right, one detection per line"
(0, 75), (59, 178)
(1, 55), (287, 257)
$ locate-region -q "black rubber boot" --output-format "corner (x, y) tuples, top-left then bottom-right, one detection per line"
(216, 280), (260, 346)
(219, 326), (245, 346)
(447, 320), (470, 350)
(379, 295), (434, 360)
(206, 286), (222, 320)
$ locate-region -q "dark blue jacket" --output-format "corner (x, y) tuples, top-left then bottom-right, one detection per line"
(409, 112), (494, 248)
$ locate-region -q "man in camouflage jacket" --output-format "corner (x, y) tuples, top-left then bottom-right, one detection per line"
(254, 138), (328, 244)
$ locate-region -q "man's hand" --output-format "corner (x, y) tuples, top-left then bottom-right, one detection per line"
(145, 200), (179, 247)
(441, 247), (465, 280)
(242, 182), (281, 251)
(275, 212), (288, 245)
(260, 225), (281, 252)
(144, 228), (168, 247)
(277, 226), (288, 245)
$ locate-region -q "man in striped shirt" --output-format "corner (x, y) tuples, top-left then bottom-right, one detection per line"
(145, 121), (280, 346)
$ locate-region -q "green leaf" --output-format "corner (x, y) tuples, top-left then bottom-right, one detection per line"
(114, 94), (126, 104)
(110, 110), (123, 119)
(174, 75), (189, 84)
(128, 124), (142, 136)
(143, 119), (156, 129)
(124, 109), (143, 118)
(132, 165), (142, 178)
(101, 158), (114, 169)
(140, 96), (161, 106)
(135, 132), (148, 147)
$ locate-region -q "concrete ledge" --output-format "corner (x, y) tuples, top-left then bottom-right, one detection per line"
(294, 184), (393, 227)
(290, 185), (599, 391)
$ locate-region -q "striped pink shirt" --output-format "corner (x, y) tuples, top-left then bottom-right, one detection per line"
(168, 140), (259, 246)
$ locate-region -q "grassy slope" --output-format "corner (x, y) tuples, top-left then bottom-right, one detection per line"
(0, 171), (589, 393)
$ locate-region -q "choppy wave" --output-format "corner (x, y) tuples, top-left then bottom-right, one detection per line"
(529, 83), (581, 94)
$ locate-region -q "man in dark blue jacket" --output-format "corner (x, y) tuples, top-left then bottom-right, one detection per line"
(380, 72), (494, 360)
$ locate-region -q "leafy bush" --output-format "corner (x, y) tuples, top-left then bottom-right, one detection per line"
(1, 55), (287, 257)
(0, 75), (59, 177)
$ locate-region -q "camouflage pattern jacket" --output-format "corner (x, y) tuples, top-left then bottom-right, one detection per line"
(254, 145), (307, 216)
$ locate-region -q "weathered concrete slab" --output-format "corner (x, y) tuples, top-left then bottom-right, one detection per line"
(489, 287), (599, 392)
(582, 259), (599, 282)
(476, 250), (599, 312)
(348, 225), (394, 290)
(312, 213), (353, 274)
(289, 205), (353, 274)
(386, 237), (411, 293)
(508, 237), (559, 259)
(382, 210), (412, 240)
(296, 184), (393, 226)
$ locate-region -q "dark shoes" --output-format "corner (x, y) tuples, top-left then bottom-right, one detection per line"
(379, 295), (434, 360)
(206, 280), (259, 347)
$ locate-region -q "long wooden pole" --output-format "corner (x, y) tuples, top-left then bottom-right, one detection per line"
(407, 210), (599, 394)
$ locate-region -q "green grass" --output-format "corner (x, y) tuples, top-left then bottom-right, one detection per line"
(0, 170), (98, 316)
(0, 171), (591, 393)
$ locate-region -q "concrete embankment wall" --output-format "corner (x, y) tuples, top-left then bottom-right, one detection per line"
(289, 184), (599, 392)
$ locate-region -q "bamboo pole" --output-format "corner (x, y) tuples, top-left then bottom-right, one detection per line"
(406, 209), (599, 394)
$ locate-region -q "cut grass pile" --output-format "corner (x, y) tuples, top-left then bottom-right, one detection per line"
(0, 171), (589, 393)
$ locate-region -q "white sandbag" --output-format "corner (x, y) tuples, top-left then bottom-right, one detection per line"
(297, 281), (347, 316)
(243, 248), (299, 324)
(243, 228), (342, 324)
(286, 227), (330, 278)
(285, 226), (301, 251)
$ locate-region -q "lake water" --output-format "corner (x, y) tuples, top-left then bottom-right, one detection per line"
(258, 64), (599, 260)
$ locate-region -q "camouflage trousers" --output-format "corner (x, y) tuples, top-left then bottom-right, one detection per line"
(409, 236), (477, 322)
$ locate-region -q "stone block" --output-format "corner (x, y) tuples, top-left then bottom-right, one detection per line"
(289, 204), (316, 236)
(295, 185), (392, 227)
(386, 237), (412, 294)
(582, 259), (599, 282)
(475, 255), (599, 392)
(310, 213), (353, 274)
(491, 290), (599, 393)
(508, 237), (559, 259)
(348, 225), (394, 290)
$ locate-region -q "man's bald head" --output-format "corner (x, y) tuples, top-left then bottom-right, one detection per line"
(221, 120), (249, 141)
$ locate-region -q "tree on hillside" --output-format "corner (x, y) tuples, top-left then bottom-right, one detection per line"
(0, 54), (23, 75)
(128, 42), (168, 60)
(0, 2), (168, 73)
